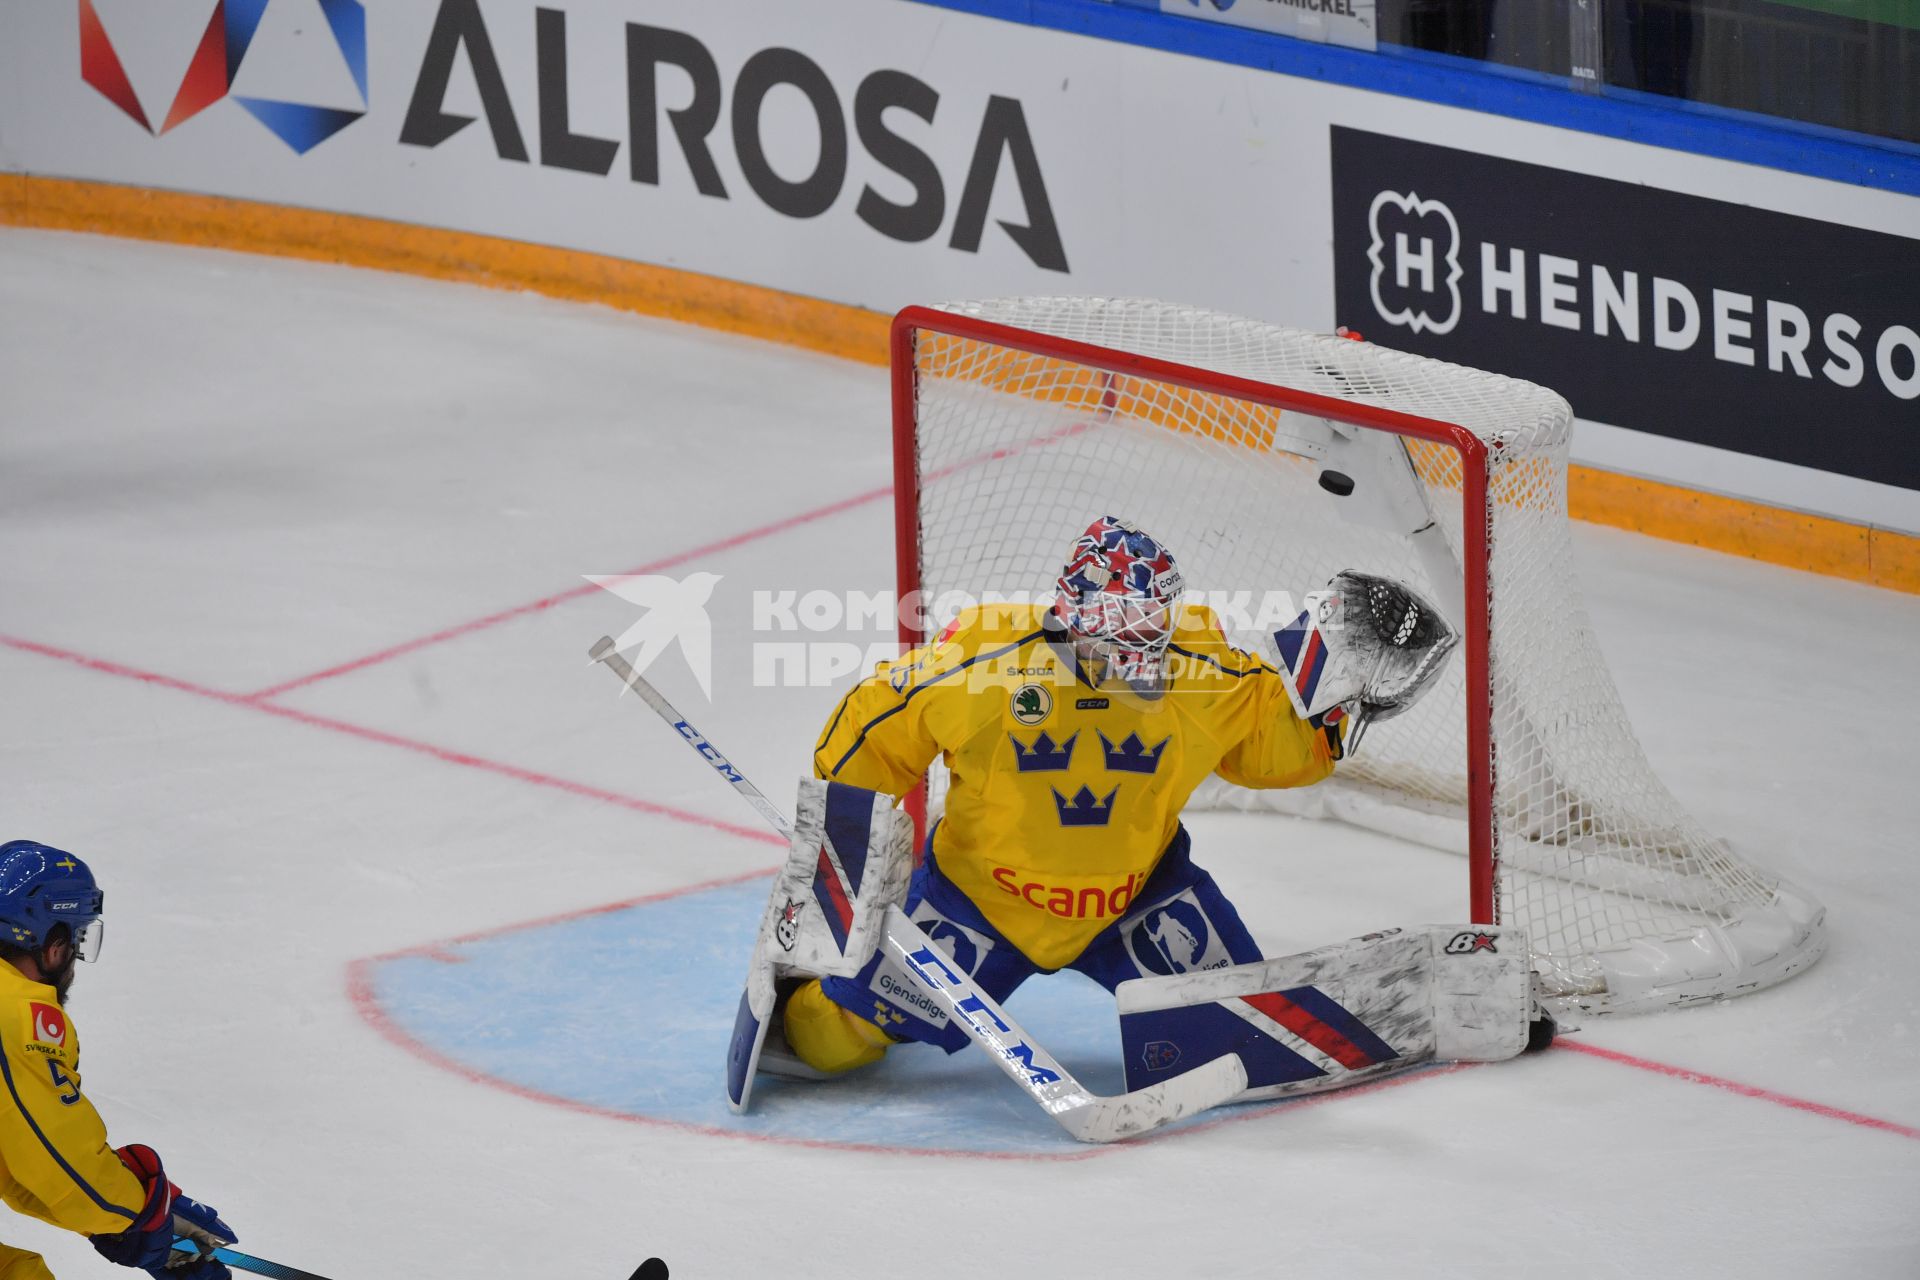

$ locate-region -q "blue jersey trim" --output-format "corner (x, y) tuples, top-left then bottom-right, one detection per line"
(0, 1045), (139, 1223)
(829, 630), (1049, 776)
(816, 686), (857, 758)
(902, 0), (1920, 197)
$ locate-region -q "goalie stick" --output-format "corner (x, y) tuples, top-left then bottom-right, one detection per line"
(171, 1240), (334, 1280)
(588, 636), (1248, 1142)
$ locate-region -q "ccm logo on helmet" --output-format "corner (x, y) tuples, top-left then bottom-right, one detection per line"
(991, 867), (1145, 919)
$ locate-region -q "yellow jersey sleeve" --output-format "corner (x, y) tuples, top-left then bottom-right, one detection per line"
(812, 608), (1053, 797)
(812, 632), (955, 795)
(1170, 617), (1337, 791)
(0, 988), (147, 1237)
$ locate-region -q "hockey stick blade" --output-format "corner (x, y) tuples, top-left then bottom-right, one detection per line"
(881, 906), (1248, 1143)
(172, 1241), (334, 1280)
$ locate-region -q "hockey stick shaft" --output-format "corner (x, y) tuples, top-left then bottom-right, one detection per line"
(173, 1241), (333, 1280)
(588, 636), (793, 839)
(587, 637), (1248, 1141)
(880, 905), (1245, 1141)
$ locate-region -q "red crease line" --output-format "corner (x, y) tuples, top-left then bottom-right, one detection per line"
(347, 865), (1476, 1160)
(0, 634), (242, 703)
(1558, 1040), (1920, 1141)
(343, 952), (1108, 1163)
(241, 483), (893, 702)
(0, 632), (785, 851)
(241, 412), (1098, 705)
(370, 864), (782, 962)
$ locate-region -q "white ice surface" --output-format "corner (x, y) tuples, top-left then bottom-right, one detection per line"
(2, 229), (1917, 1279)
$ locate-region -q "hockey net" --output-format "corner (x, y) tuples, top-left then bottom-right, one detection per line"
(893, 297), (1825, 1015)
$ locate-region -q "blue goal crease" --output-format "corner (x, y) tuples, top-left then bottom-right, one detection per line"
(364, 878), (1481, 1153)
(903, 0), (1920, 198)
(366, 879), (1146, 1154)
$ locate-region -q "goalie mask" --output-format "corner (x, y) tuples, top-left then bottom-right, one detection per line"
(1052, 516), (1184, 691)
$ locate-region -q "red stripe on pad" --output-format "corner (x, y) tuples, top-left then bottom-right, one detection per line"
(815, 848), (855, 932)
(1241, 990), (1376, 1070)
(1295, 629), (1324, 700)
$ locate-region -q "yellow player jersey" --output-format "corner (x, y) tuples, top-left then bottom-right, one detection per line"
(0, 965), (146, 1239)
(814, 602), (1335, 969)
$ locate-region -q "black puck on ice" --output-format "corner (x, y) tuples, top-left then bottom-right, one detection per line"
(629, 1260), (669, 1280)
(1319, 470), (1355, 496)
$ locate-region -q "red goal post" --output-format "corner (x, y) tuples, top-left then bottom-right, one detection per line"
(887, 298), (1826, 1015)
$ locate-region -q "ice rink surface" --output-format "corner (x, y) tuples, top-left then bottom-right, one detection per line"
(4, 228), (1917, 1278)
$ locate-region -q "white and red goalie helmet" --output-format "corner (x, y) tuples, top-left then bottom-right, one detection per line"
(1052, 516), (1185, 687)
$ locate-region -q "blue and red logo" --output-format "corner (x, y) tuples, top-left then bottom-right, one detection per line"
(78, 0), (366, 154)
(1274, 607), (1330, 706)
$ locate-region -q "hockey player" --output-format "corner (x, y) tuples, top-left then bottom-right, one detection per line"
(0, 841), (233, 1280)
(775, 515), (1454, 1075)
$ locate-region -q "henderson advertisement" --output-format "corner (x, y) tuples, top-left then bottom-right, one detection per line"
(1330, 127), (1920, 496)
(1, 0), (1915, 528)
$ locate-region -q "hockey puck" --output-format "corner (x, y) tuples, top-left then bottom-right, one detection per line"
(629, 1259), (669, 1280)
(1318, 470), (1355, 496)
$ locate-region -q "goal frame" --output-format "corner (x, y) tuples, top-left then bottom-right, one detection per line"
(889, 304), (1501, 925)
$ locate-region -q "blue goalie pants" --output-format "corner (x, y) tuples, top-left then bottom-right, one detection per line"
(819, 823), (1263, 1054)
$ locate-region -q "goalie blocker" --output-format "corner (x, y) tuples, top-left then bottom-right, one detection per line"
(1119, 924), (1555, 1100)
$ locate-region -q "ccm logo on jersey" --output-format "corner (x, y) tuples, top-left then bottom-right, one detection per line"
(991, 867), (1145, 919)
(29, 1003), (67, 1048)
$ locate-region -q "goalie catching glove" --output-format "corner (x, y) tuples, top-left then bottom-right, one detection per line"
(1272, 570), (1458, 758)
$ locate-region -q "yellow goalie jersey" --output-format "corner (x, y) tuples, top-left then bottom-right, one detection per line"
(0, 965), (146, 1243)
(814, 602), (1336, 969)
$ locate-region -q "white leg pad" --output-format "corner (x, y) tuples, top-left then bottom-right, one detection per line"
(1115, 925), (1532, 1102)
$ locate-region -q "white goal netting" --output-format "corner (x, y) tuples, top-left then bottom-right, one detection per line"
(899, 297), (1824, 1014)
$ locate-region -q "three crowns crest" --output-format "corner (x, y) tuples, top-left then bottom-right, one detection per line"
(1010, 731), (1077, 772)
(1052, 785), (1117, 827)
(1100, 731), (1168, 774)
